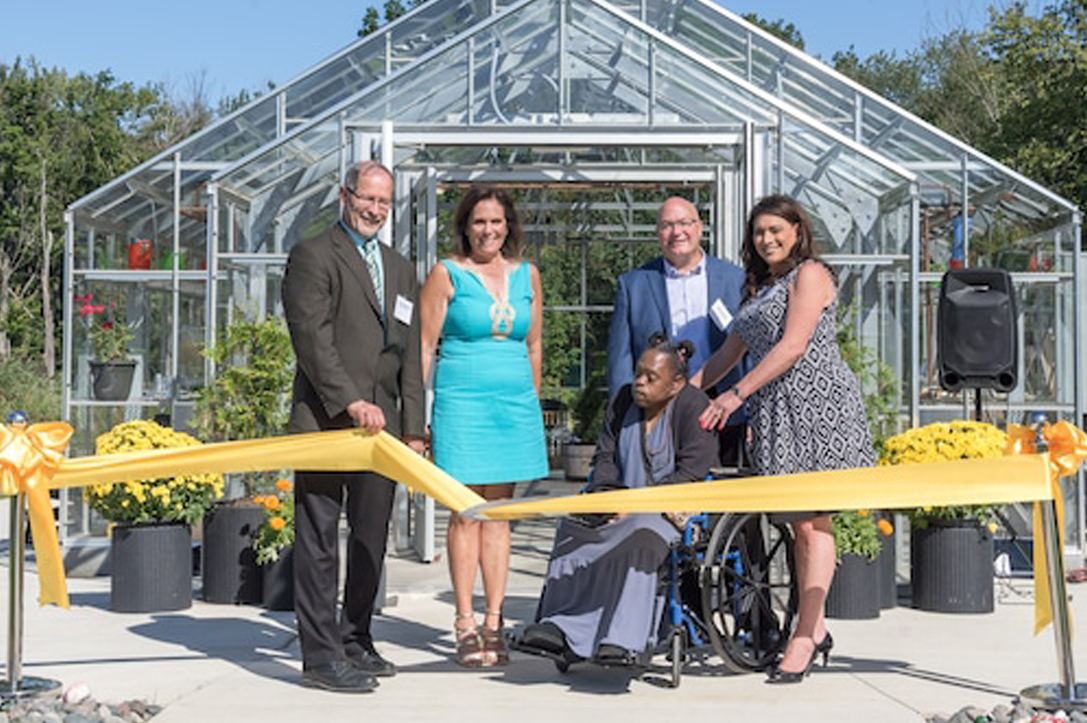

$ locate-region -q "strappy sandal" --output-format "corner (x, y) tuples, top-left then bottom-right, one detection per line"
(480, 610), (509, 667)
(454, 612), (486, 668)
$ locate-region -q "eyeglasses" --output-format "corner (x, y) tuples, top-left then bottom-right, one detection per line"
(658, 219), (700, 232)
(345, 186), (392, 211)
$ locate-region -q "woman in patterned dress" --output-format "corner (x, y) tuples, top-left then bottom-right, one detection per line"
(420, 186), (548, 667)
(694, 194), (875, 683)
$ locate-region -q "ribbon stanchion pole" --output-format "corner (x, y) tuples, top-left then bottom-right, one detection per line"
(1021, 413), (1087, 710)
(0, 412), (59, 699)
(1020, 495), (1087, 708)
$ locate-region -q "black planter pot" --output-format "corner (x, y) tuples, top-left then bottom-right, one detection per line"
(110, 521), (192, 613)
(826, 552), (881, 619)
(878, 517), (896, 609)
(261, 546), (294, 611)
(89, 360), (137, 401)
(910, 518), (994, 614)
(202, 503), (264, 604)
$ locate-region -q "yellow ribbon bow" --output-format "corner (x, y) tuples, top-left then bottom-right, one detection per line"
(1006, 421), (1087, 634)
(0, 421), (74, 607)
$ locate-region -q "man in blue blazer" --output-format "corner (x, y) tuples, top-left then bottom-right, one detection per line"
(607, 196), (746, 464)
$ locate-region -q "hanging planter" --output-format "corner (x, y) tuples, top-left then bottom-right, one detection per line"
(110, 521), (192, 613)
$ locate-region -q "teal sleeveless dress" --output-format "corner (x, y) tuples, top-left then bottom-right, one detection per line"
(431, 260), (549, 484)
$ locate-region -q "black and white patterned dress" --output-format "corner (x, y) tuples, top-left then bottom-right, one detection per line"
(735, 261), (876, 478)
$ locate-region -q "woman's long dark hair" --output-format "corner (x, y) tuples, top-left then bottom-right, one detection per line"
(740, 194), (827, 299)
(452, 185), (523, 260)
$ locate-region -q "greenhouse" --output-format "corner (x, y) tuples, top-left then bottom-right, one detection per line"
(65, 0), (1083, 555)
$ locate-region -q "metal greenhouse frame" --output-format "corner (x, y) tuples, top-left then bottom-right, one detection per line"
(65, 0), (1083, 559)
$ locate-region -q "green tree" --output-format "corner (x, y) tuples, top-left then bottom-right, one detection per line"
(384, 0), (406, 23)
(358, 8), (381, 37)
(0, 60), (161, 374)
(741, 13), (805, 50)
(981, 0), (1087, 206)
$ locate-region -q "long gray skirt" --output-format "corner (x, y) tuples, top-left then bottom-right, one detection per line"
(537, 513), (678, 659)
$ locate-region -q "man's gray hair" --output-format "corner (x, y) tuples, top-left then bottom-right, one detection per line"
(344, 160), (393, 191)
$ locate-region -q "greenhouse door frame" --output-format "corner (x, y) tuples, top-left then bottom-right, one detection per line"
(380, 126), (757, 562)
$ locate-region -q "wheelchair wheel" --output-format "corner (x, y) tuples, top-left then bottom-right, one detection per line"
(669, 628), (684, 689)
(700, 512), (798, 673)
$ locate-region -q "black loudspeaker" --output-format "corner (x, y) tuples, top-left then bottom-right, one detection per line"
(937, 268), (1018, 393)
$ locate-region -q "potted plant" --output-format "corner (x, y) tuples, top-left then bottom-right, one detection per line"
(78, 293), (137, 401)
(826, 510), (893, 619)
(880, 420), (1006, 613)
(194, 315), (295, 604)
(89, 419), (225, 612)
(253, 479), (295, 611)
(563, 369), (607, 481)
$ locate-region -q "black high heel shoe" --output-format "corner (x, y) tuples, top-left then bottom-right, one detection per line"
(766, 633), (833, 684)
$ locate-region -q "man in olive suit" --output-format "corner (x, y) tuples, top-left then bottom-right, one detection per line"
(283, 160), (425, 693)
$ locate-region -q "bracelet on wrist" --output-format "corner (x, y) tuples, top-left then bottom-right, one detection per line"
(730, 384), (746, 402)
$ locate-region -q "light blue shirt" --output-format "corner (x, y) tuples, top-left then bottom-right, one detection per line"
(664, 253), (711, 375)
(341, 221), (384, 319)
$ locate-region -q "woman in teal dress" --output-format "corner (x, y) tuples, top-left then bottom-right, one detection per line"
(420, 185), (548, 667)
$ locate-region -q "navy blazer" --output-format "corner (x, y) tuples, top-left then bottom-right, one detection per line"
(607, 254), (745, 400)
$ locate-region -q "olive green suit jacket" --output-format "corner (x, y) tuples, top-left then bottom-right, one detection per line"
(282, 222), (425, 440)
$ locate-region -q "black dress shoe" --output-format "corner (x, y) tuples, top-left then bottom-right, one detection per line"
(593, 643), (635, 667)
(348, 648), (397, 677)
(301, 661), (378, 693)
(518, 622), (568, 656)
(766, 633), (833, 684)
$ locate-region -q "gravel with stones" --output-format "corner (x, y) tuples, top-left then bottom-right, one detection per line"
(929, 701), (1087, 723)
(0, 692), (159, 723)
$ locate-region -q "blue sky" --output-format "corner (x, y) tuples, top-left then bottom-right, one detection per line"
(0, 0), (1045, 102)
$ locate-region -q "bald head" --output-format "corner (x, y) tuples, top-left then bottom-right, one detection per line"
(656, 197), (704, 272)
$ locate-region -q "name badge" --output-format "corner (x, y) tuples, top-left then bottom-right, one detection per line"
(394, 294), (414, 325)
(710, 298), (732, 331)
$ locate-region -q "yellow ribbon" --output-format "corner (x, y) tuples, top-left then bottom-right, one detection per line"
(0, 422), (75, 608)
(1006, 421), (1087, 634)
(12, 428), (485, 608)
(9, 416), (1085, 637)
(473, 426), (1087, 635)
(467, 455), (1052, 519)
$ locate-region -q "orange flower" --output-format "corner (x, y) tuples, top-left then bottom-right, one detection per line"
(270, 517), (286, 531)
(276, 479), (293, 492)
(878, 519), (894, 536)
(263, 497), (281, 511)
(857, 509), (869, 517)
(252, 495), (268, 507)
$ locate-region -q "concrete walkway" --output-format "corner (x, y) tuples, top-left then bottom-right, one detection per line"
(5, 504), (1086, 722)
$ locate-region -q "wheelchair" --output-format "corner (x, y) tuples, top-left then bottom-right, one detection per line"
(656, 511), (798, 686)
(530, 511), (799, 688)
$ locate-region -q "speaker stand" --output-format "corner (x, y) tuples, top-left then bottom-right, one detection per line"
(973, 388), (983, 423)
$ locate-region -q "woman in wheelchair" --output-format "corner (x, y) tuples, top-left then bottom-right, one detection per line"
(516, 334), (718, 666)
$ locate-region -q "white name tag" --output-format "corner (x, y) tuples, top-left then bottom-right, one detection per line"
(394, 294), (414, 325)
(710, 298), (732, 331)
